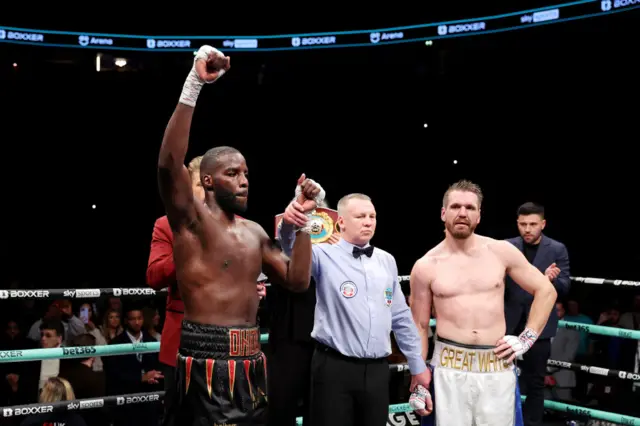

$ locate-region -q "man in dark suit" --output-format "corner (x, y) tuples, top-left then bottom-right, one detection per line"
(104, 304), (162, 426)
(504, 202), (571, 426)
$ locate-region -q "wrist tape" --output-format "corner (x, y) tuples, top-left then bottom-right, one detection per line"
(179, 45), (225, 107)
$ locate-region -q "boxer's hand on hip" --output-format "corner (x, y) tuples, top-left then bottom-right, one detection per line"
(494, 328), (538, 363)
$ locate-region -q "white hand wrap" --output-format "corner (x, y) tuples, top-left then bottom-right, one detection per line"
(502, 328), (538, 358)
(295, 179), (325, 205)
(293, 179), (326, 235)
(409, 384), (431, 411)
(179, 45), (226, 107)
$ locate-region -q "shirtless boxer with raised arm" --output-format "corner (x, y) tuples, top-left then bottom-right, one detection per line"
(410, 180), (557, 426)
(157, 45), (319, 426)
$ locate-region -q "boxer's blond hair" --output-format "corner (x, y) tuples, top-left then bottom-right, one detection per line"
(443, 180), (483, 208)
(187, 156), (203, 180)
(337, 193), (372, 216)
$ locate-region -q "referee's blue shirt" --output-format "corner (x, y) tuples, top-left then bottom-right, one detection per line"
(278, 223), (426, 375)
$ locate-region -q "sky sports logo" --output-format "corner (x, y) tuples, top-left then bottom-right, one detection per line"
(63, 289), (101, 298)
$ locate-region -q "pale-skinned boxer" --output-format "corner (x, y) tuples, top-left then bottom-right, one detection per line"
(410, 180), (557, 426)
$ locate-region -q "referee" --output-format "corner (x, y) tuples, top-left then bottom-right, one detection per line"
(279, 192), (430, 426)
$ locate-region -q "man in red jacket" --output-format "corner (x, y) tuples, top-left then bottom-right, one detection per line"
(146, 155), (266, 418)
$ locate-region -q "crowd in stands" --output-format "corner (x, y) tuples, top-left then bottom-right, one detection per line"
(0, 289), (637, 425)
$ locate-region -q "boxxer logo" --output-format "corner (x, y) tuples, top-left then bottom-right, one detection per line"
(113, 288), (155, 296)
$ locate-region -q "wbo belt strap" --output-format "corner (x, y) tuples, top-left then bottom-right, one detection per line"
(431, 336), (514, 374)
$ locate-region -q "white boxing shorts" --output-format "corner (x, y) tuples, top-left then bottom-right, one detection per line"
(421, 336), (524, 426)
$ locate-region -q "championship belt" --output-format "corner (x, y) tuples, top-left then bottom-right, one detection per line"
(275, 207), (339, 244)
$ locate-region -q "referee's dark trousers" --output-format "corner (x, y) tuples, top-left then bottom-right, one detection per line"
(310, 342), (390, 426)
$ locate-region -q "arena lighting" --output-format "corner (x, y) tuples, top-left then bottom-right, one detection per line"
(0, 0), (637, 52)
(114, 58), (127, 67)
(453, 160), (458, 165)
(423, 123), (428, 128)
(95, 53), (101, 72)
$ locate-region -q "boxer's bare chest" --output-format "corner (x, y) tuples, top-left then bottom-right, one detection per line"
(175, 211), (263, 284)
(431, 249), (505, 298)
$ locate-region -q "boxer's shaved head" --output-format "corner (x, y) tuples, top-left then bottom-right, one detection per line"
(200, 146), (248, 214)
(200, 146), (241, 177)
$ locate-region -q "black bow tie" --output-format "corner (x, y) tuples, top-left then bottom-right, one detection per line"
(353, 246), (374, 259)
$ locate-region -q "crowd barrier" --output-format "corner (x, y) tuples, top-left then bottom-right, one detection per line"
(1, 273), (638, 424)
(0, 274), (636, 301)
(2, 381), (638, 425)
(1, 324), (638, 383)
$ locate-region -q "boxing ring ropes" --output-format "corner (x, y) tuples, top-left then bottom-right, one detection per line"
(1, 275), (639, 424)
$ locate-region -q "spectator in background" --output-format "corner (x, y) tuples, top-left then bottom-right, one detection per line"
(77, 303), (107, 371)
(20, 377), (86, 426)
(99, 308), (123, 343)
(142, 306), (162, 341)
(618, 294), (640, 406)
(619, 294), (640, 331)
(504, 202), (571, 426)
(59, 334), (108, 426)
(104, 304), (162, 426)
(562, 297), (593, 402)
(544, 301), (580, 402)
(594, 303), (623, 368)
(105, 296), (122, 315)
(0, 318), (36, 407)
(590, 303), (629, 413)
(8, 319), (65, 404)
(27, 300), (85, 346)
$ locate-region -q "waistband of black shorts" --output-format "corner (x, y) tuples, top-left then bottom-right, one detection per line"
(179, 320), (261, 360)
(314, 341), (388, 364)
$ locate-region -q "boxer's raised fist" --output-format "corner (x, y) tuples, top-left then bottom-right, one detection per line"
(195, 47), (230, 83)
(295, 173), (325, 213)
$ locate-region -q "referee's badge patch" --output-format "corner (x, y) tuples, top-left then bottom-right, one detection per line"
(384, 288), (393, 307)
(340, 281), (357, 298)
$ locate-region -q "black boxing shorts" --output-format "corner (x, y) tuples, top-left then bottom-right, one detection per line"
(163, 320), (267, 426)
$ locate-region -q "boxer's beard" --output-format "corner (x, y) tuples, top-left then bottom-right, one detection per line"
(213, 186), (248, 214)
(447, 220), (475, 239)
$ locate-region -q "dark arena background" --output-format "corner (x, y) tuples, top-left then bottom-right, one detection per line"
(1, 2), (639, 425)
